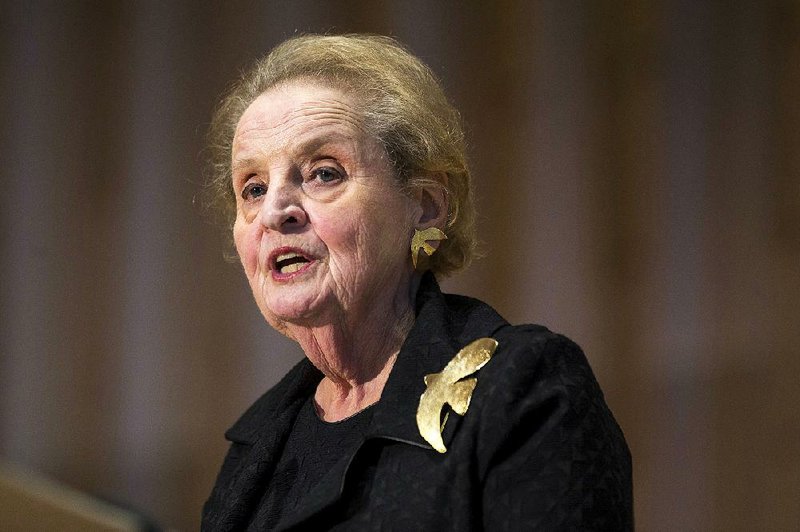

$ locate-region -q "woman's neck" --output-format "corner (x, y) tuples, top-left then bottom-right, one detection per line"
(313, 349), (399, 421)
(285, 280), (419, 422)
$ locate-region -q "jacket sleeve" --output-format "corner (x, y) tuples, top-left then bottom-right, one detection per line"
(477, 330), (633, 531)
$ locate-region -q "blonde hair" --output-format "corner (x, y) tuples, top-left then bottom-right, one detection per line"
(206, 34), (476, 275)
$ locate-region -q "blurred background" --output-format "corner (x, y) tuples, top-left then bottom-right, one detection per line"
(1, 1), (798, 530)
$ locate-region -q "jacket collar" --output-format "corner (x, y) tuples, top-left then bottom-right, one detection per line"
(225, 358), (321, 446)
(215, 273), (508, 530)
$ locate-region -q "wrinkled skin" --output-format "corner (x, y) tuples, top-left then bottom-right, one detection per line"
(231, 81), (443, 419)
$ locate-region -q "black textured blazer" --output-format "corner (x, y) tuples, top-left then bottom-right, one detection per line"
(202, 274), (633, 531)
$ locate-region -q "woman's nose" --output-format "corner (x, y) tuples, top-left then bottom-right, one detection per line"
(259, 180), (308, 231)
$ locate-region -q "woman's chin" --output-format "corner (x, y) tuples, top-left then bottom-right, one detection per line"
(260, 292), (334, 329)
(263, 304), (315, 325)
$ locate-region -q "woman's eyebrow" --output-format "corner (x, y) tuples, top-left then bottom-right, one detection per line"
(231, 130), (358, 174)
(232, 157), (259, 174)
(295, 131), (356, 155)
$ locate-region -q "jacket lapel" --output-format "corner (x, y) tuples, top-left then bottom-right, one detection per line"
(207, 361), (322, 530)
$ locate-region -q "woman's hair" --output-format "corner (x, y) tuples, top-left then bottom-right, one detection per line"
(206, 34), (476, 275)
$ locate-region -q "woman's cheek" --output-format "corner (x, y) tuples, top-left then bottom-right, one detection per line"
(235, 237), (259, 281)
(232, 219), (247, 258)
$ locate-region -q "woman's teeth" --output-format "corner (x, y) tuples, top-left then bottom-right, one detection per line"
(275, 252), (309, 273)
(281, 262), (305, 273)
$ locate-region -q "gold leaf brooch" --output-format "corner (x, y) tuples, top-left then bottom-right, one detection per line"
(416, 337), (498, 453)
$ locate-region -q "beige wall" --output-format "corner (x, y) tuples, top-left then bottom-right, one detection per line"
(1, 1), (797, 530)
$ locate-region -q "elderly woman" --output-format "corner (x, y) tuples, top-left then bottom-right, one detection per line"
(202, 34), (632, 531)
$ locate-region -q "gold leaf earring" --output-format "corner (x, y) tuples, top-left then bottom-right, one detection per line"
(411, 227), (447, 269)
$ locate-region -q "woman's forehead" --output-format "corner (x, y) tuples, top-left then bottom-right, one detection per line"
(239, 83), (364, 133)
(233, 84), (368, 153)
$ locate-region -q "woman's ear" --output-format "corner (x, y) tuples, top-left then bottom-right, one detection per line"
(414, 172), (449, 230)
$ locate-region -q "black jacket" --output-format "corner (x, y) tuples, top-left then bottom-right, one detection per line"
(202, 274), (633, 530)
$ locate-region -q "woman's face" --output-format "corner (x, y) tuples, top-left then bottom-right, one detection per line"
(231, 81), (421, 332)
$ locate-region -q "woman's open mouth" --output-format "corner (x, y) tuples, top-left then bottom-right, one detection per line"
(269, 248), (315, 279)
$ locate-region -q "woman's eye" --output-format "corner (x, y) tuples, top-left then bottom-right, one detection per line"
(242, 182), (267, 200)
(312, 167), (342, 183)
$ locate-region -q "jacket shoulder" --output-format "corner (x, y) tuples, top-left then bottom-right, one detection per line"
(484, 324), (599, 393)
(469, 324), (633, 528)
(472, 322), (624, 465)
